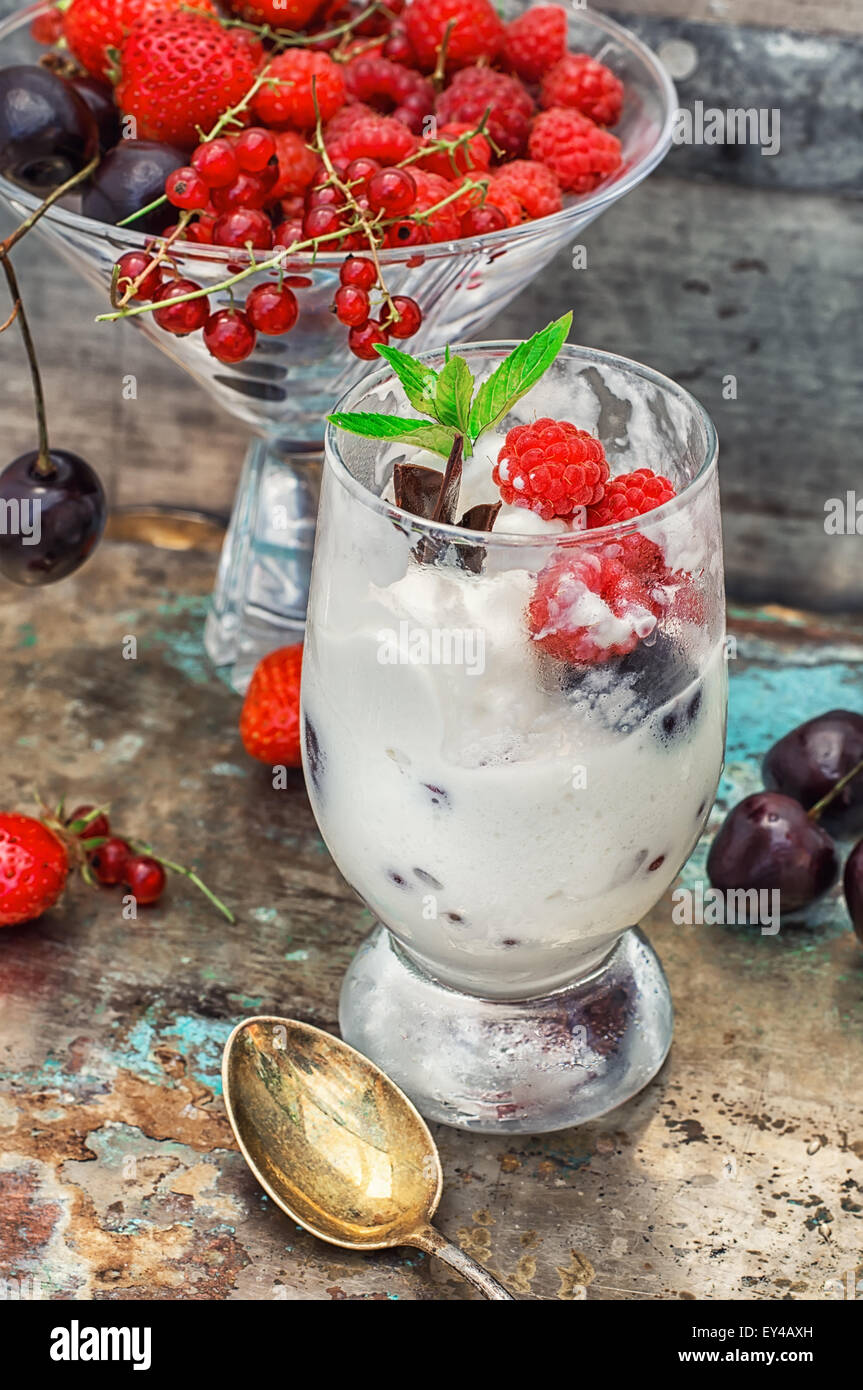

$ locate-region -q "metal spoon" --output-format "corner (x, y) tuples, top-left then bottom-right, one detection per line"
(222, 1016), (514, 1300)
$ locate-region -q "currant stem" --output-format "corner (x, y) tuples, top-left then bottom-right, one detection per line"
(210, 1), (386, 50)
(1, 257), (52, 476)
(129, 839), (236, 924)
(807, 758), (863, 822)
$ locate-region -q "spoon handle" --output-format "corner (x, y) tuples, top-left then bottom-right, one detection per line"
(408, 1224), (515, 1301)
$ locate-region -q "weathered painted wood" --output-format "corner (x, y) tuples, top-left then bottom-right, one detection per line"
(0, 543), (861, 1300)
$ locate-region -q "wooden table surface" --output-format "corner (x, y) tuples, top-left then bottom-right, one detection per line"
(1, 538), (861, 1302)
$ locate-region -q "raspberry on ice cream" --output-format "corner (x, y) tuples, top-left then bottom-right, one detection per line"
(436, 65), (534, 160)
(404, 0), (505, 73)
(540, 53), (624, 127)
(528, 540), (663, 665)
(528, 107), (622, 193)
(502, 4), (568, 83)
(493, 419), (610, 521)
(252, 50), (346, 129)
(587, 469), (676, 527)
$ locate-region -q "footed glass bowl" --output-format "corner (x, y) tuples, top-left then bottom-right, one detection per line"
(304, 342), (725, 1132)
(0, 2), (676, 687)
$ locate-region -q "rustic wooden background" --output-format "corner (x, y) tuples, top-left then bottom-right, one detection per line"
(0, 0), (861, 610)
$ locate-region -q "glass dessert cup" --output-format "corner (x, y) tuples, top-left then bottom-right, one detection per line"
(303, 343), (726, 1134)
(0, 2), (676, 690)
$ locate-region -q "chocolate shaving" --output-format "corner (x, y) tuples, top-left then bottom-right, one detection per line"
(393, 462), (444, 520)
(432, 434), (464, 525)
(455, 501), (501, 574)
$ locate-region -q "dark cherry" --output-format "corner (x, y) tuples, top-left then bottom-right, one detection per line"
(0, 65), (98, 194)
(67, 76), (121, 152)
(763, 710), (863, 835)
(844, 840), (863, 942)
(0, 449), (106, 586)
(67, 805), (110, 841)
(90, 837), (130, 886)
(707, 791), (839, 915)
(81, 140), (186, 233)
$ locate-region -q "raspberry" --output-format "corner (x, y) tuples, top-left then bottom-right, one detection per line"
(404, 0), (504, 73)
(489, 160), (561, 221)
(586, 470), (676, 528)
(344, 55), (435, 133)
(409, 167), (461, 241)
(266, 131), (319, 202)
(325, 105), (418, 165)
(502, 5), (568, 84)
(252, 50), (346, 130)
(528, 541), (663, 666)
(493, 419), (609, 521)
(417, 122), (491, 180)
(541, 53), (624, 127)
(528, 107), (622, 193)
(436, 66), (533, 160)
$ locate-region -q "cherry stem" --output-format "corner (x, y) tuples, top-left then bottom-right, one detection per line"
(129, 839), (236, 923)
(0, 153), (100, 258)
(1, 256), (52, 476)
(807, 758), (863, 822)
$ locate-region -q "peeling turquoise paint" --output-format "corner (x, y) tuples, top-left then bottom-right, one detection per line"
(211, 762), (247, 778)
(17, 622), (36, 647)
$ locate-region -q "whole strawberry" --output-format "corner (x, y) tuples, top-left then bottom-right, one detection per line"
(63, 0), (214, 81)
(240, 644), (303, 766)
(224, 0), (321, 26)
(0, 814), (68, 927)
(116, 11), (264, 149)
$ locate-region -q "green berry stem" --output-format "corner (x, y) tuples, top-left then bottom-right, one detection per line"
(807, 758), (863, 822)
(128, 839), (236, 924)
(206, 2), (389, 51)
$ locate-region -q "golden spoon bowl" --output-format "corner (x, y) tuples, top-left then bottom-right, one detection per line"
(222, 1016), (514, 1299)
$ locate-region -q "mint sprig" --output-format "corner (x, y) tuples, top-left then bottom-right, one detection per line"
(468, 312), (572, 438)
(327, 412), (457, 459)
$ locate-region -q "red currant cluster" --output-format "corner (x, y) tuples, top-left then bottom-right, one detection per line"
(69, 805), (166, 905)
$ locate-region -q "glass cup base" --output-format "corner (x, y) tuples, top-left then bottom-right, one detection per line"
(339, 925), (673, 1134)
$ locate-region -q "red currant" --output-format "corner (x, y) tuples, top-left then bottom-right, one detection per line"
(115, 251), (162, 302)
(460, 204), (507, 235)
(192, 138), (240, 188)
(153, 279), (209, 336)
(333, 285), (370, 327)
(211, 171), (270, 213)
(124, 855), (166, 905)
(303, 206), (345, 240)
(367, 167), (416, 218)
(68, 805), (110, 841)
(345, 157), (380, 189)
(348, 319), (389, 359)
(307, 185), (343, 210)
(388, 295), (422, 339)
(186, 212), (217, 244)
(340, 256), (377, 291)
(245, 283), (299, 336)
(383, 220), (429, 248)
(212, 209), (274, 250)
(165, 166), (209, 211)
(234, 127), (277, 174)
(273, 219), (304, 247)
(203, 309), (257, 363)
(90, 837), (131, 886)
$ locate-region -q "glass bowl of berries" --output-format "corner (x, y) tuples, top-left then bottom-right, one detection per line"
(0, 0), (676, 687)
(305, 323), (725, 1132)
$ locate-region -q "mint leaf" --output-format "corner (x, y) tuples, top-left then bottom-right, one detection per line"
(328, 412), (457, 459)
(374, 345), (439, 417)
(434, 354), (474, 440)
(469, 312), (573, 439)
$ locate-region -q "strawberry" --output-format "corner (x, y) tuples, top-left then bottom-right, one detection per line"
(0, 814), (69, 928)
(62, 0), (215, 82)
(115, 11), (264, 150)
(240, 644), (304, 767)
